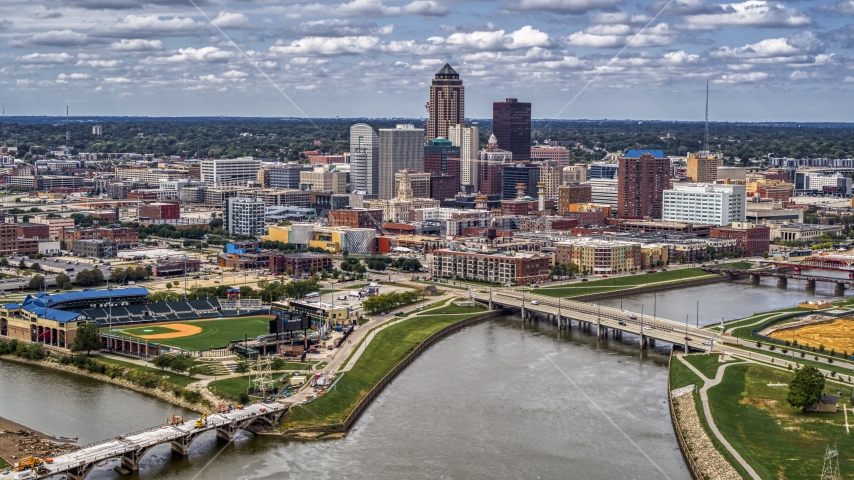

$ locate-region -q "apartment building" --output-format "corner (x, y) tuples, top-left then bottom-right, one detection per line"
(432, 249), (550, 285)
(662, 184), (746, 226)
(201, 158), (262, 186)
(223, 196), (265, 236)
(555, 239), (641, 274)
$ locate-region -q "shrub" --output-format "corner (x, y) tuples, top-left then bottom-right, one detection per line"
(756, 342), (762, 348)
(182, 390), (202, 404)
(238, 392), (250, 404)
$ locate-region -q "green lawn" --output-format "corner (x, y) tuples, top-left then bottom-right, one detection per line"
(535, 268), (719, 298)
(670, 356), (703, 390)
(121, 326), (180, 336)
(105, 316), (273, 351)
(419, 302), (487, 315)
(96, 356), (199, 387)
(683, 354), (742, 379)
(709, 364), (854, 480)
(0, 457), (10, 469)
(282, 311), (483, 428)
(209, 375), (254, 402)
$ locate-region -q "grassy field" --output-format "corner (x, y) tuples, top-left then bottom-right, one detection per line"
(96, 356), (199, 387)
(282, 310), (483, 428)
(709, 363), (854, 479)
(683, 354), (742, 379)
(107, 316), (273, 351)
(0, 457), (10, 469)
(422, 303), (487, 315)
(209, 375), (253, 402)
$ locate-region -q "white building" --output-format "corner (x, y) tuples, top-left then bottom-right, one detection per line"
(223, 196), (265, 236)
(378, 124), (424, 199)
(583, 178), (619, 207)
(803, 172), (852, 195)
(201, 157), (262, 186)
(662, 183), (746, 226)
(349, 123), (379, 196)
(299, 169), (347, 194)
(447, 123), (479, 190)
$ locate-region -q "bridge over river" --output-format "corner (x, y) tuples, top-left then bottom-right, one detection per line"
(701, 266), (853, 294)
(34, 402), (286, 480)
(473, 290), (721, 351)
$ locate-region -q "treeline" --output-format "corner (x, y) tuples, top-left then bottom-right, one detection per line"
(8, 118), (854, 163)
(362, 290), (425, 314)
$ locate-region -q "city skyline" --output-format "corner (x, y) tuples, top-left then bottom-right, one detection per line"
(1, 0), (853, 121)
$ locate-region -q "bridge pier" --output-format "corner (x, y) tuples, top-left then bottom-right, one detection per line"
(67, 463), (96, 480)
(777, 277), (788, 288)
(488, 299), (494, 310)
(121, 446), (154, 471)
(639, 334), (646, 349)
(170, 431), (202, 456)
(649, 338), (656, 347)
(750, 274), (760, 284)
(835, 283), (846, 296)
(805, 279), (816, 289)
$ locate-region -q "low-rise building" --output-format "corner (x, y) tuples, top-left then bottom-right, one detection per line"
(328, 209), (383, 231)
(139, 202), (180, 221)
(746, 199), (804, 224)
(710, 222), (771, 256)
(269, 252), (333, 275)
(267, 224), (376, 254)
(769, 223), (845, 242)
(72, 239), (117, 259)
(557, 184), (592, 215)
(432, 249), (550, 285)
(555, 239), (641, 274)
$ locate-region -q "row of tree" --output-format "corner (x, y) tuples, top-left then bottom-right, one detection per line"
(362, 290), (425, 314)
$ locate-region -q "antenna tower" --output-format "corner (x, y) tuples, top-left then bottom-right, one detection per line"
(65, 106), (70, 151)
(252, 357), (274, 396)
(702, 80), (709, 158)
(821, 445), (841, 480)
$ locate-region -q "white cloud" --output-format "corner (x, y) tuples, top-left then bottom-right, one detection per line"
(683, 1), (811, 29)
(710, 31), (824, 63)
(15, 52), (74, 65)
(103, 77), (132, 83)
(211, 12), (249, 29)
(76, 59), (123, 67)
(270, 36), (382, 55)
(57, 73), (92, 83)
(514, 0), (625, 14)
(93, 15), (204, 37)
(564, 23), (676, 48)
(438, 26), (553, 50)
(222, 70), (249, 78)
(589, 12), (651, 24)
(143, 47), (234, 64)
(109, 39), (164, 51)
(714, 72), (769, 83)
(819, 1), (854, 15)
(663, 50), (699, 63)
(23, 30), (96, 47)
(293, 0), (448, 18)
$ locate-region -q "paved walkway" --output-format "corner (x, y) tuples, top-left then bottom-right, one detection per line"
(676, 355), (762, 480)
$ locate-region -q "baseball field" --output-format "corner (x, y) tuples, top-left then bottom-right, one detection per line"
(105, 315), (274, 351)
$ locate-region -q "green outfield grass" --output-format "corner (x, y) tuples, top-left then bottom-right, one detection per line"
(105, 316), (273, 351)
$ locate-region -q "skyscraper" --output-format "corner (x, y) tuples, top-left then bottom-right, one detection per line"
(492, 98), (531, 161)
(447, 123), (479, 191)
(617, 150), (671, 219)
(427, 64), (464, 141)
(378, 124), (424, 199)
(350, 123), (379, 197)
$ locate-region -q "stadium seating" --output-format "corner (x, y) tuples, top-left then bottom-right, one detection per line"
(147, 304), (173, 314)
(170, 302), (193, 314)
(125, 305), (149, 317)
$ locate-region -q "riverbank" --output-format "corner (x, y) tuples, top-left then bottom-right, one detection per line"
(279, 307), (505, 436)
(0, 415), (77, 470)
(0, 355), (209, 413)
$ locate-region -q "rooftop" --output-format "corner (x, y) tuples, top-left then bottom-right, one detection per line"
(623, 149), (667, 159)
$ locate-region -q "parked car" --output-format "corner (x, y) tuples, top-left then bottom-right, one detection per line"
(394, 312), (405, 316)
(581, 278), (588, 282)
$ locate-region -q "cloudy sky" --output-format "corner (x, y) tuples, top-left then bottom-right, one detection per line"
(2, 0), (853, 121)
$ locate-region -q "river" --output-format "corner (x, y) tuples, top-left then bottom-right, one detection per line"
(0, 314), (689, 480)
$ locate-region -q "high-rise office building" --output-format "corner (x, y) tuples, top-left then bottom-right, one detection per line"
(378, 124), (424, 199)
(427, 64), (464, 141)
(447, 123), (479, 190)
(201, 158), (262, 186)
(223, 196), (265, 236)
(478, 134), (513, 196)
(266, 164), (313, 190)
(501, 164), (540, 200)
(350, 123), (379, 196)
(424, 138), (460, 182)
(492, 98), (531, 161)
(617, 150), (670, 219)
(538, 160), (562, 200)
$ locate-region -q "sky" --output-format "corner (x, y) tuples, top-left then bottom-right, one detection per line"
(1, 0), (854, 121)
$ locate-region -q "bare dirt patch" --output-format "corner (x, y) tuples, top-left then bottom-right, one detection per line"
(137, 323), (203, 340)
(768, 318), (854, 353)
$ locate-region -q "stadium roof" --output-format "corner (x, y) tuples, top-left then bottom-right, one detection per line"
(623, 149), (667, 159)
(33, 288), (149, 306)
(21, 304), (86, 323)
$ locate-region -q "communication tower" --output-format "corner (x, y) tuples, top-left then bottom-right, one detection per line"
(252, 357), (274, 396)
(820, 445), (841, 480)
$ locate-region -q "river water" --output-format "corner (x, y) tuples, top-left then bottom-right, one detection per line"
(0, 278), (826, 479)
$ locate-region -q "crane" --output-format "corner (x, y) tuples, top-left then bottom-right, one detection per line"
(194, 412), (209, 428)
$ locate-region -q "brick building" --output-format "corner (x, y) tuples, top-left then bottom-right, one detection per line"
(432, 249), (550, 285)
(60, 226), (139, 249)
(430, 174), (458, 201)
(618, 150), (670, 219)
(710, 222), (771, 257)
(139, 203), (180, 220)
(557, 184), (592, 214)
(329, 209), (383, 231)
(17, 223), (50, 240)
(270, 252), (333, 275)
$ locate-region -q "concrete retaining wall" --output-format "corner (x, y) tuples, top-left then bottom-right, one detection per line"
(667, 353), (704, 480)
(570, 274), (737, 302)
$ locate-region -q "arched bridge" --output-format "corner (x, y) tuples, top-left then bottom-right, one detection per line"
(35, 402), (286, 480)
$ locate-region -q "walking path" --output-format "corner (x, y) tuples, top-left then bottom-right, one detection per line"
(676, 354), (762, 480)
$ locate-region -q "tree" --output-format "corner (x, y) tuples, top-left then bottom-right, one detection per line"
(56, 273), (72, 290)
(149, 291), (183, 302)
(28, 274), (45, 290)
(18, 259), (26, 270)
(165, 282), (173, 289)
(787, 365), (825, 412)
(72, 322), (102, 356)
(0, 257), (8, 268)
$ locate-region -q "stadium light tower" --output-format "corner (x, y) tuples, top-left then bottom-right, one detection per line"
(108, 285), (113, 352)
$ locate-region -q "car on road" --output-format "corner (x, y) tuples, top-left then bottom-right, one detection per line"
(580, 278), (588, 282)
(601, 275), (609, 278)
(337, 295), (347, 300)
(643, 326), (652, 330)
(702, 341), (711, 346)
(531, 284), (539, 288)
(628, 314), (637, 320)
(618, 320), (626, 326)
(530, 300), (539, 305)
(394, 312), (404, 316)
(684, 336), (692, 341)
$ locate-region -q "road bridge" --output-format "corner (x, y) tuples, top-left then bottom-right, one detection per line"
(34, 402), (286, 480)
(701, 267), (851, 294)
(473, 290), (719, 352)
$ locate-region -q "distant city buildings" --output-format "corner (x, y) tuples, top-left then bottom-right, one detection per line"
(686, 154), (719, 183)
(349, 123), (379, 197)
(447, 123), (479, 191)
(201, 158), (262, 186)
(427, 64), (465, 141)
(223, 196), (265, 236)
